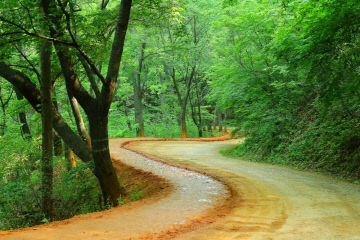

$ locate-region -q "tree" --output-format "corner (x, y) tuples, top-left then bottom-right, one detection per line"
(40, 40), (53, 220)
(0, 0), (133, 205)
(133, 42), (146, 137)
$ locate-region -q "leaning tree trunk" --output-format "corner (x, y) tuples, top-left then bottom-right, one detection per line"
(69, 94), (91, 147)
(88, 112), (126, 205)
(40, 40), (53, 220)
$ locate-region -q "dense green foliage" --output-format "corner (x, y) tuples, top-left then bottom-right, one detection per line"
(211, 0), (360, 181)
(0, 135), (101, 229)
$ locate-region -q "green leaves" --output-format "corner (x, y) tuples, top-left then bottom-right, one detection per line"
(209, 0), (360, 180)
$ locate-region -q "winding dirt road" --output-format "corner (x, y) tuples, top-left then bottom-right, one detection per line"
(1, 137), (360, 239)
(127, 139), (360, 240)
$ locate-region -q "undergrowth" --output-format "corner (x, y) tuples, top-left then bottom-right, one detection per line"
(0, 135), (146, 230)
(224, 109), (360, 183)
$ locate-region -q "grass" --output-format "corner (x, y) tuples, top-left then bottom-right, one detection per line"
(220, 140), (360, 184)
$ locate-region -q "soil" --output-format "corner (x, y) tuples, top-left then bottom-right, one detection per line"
(1, 135), (360, 240)
(0, 137), (230, 240)
(128, 139), (360, 240)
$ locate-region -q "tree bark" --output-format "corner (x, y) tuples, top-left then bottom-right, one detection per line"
(64, 144), (76, 170)
(169, 67), (196, 138)
(132, 72), (144, 137)
(157, 70), (168, 115)
(180, 104), (187, 138)
(3, 0), (132, 207)
(40, 40), (53, 221)
(68, 93), (91, 147)
(133, 42), (146, 137)
(51, 0), (132, 205)
(189, 76), (204, 138)
(88, 113), (126, 204)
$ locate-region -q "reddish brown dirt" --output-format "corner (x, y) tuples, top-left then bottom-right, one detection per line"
(0, 151), (172, 239)
(0, 135), (232, 240)
(112, 157), (171, 201)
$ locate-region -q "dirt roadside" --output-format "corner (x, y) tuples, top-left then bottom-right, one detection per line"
(127, 140), (360, 240)
(0, 137), (230, 240)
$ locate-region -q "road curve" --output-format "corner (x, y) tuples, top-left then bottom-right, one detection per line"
(0, 138), (230, 240)
(127, 139), (360, 240)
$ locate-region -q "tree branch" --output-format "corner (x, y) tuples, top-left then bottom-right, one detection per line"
(15, 45), (41, 80)
(0, 16), (76, 46)
(19, 1), (37, 33)
(56, 0), (106, 85)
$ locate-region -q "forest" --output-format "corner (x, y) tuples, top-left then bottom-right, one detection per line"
(1, 0), (360, 232)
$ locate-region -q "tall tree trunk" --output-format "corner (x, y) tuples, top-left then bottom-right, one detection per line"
(133, 42), (146, 137)
(197, 103), (202, 137)
(40, 40), (53, 220)
(14, 87), (32, 140)
(180, 103), (187, 138)
(88, 113), (125, 205)
(170, 66), (196, 138)
(132, 72), (144, 137)
(224, 109), (228, 132)
(157, 70), (168, 115)
(25, 0), (131, 208)
(189, 92), (202, 137)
